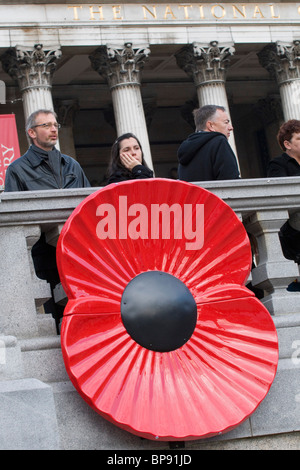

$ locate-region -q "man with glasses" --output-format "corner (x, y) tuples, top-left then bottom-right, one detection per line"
(4, 108), (90, 191)
(4, 109), (90, 332)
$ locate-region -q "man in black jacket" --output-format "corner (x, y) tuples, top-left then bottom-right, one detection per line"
(4, 109), (91, 330)
(177, 104), (240, 181)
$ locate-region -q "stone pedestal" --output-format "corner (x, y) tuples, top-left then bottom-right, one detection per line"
(0, 379), (60, 450)
(245, 209), (300, 315)
(0, 224), (52, 338)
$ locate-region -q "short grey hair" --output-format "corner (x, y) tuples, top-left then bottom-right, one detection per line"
(25, 109), (57, 142)
(193, 105), (226, 131)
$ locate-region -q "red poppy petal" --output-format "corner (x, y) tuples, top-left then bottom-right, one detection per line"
(64, 296), (120, 316)
(191, 283), (255, 304)
(57, 179), (252, 299)
(61, 295), (278, 441)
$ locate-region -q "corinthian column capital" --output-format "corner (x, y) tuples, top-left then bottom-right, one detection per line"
(258, 40), (300, 85)
(175, 41), (235, 86)
(89, 42), (150, 89)
(1, 44), (62, 91)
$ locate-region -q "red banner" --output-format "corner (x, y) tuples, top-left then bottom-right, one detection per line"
(0, 114), (21, 189)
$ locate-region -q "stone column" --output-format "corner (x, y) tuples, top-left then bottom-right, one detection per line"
(0, 224), (52, 338)
(1, 44), (61, 121)
(90, 43), (153, 170)
(258, 40), (300, 120)
(175, 41), (237, 156)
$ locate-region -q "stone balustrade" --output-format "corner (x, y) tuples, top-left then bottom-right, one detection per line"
(0, 178), (300, 449)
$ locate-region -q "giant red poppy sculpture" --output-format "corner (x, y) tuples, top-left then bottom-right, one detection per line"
(57, 178), (278, 441)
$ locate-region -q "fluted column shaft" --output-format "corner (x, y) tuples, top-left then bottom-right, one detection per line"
(111, 83), (148, 140)
(197, 82), (230, 115)
(258, 40), (300, 121)
(279, 80), (300, 120)
(90, 43), (153, 170)
(22, 87), (54, 118)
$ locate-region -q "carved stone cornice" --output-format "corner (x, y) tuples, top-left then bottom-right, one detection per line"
(89, 42), (150, 89)
(258, 40), (300, 85)
(175, 41), (235, 86)
(0, 44), (62, 91)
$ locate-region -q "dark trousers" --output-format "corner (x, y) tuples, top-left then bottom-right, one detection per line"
(279, 221), (300, 264)
(31, 233), (64, 332)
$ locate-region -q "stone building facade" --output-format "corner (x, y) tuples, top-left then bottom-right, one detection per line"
(1, 2), (300, 184)
(1, 1), (300, 450)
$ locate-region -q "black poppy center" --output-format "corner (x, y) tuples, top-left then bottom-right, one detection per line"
(121, 271), (197, 352)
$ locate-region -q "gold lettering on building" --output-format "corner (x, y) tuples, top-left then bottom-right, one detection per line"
(178, 4), (193, 20)
(252, 5), (265, 18)
(112, 5), (123, 20)
(164, 5), (176, 20)
(142, 5), (157, 19)
(68, 5), (82, 21)
(211, 4), (226, 19)
(198, 5), (205, 19)
(89, 5), (104, 20)
(232, 5), (246, 19)
(65, 4), (296, 22)
(270, 4), (280, 19)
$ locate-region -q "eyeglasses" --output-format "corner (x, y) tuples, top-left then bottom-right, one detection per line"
(32, 122), (61, 130)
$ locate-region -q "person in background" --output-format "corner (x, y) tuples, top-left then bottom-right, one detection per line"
(5, 109), (90, 191)
(106, 132), (153, 185)
(4, 109), (91, 330)
(268, 119), (300, 291)
(177, 104), (240, 181)
(268, 119), (300, 177)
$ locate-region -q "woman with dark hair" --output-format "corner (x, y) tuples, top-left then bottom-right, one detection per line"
(106, 133), (153, 185)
